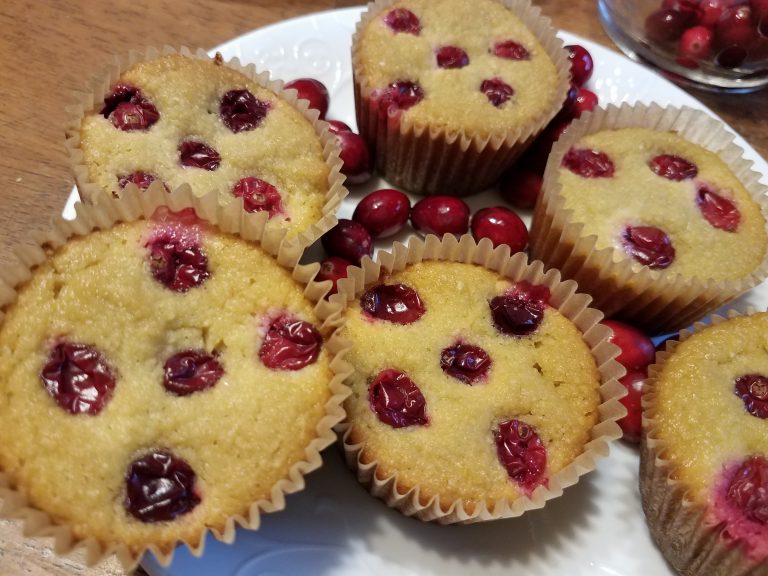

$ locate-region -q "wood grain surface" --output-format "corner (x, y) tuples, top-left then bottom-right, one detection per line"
(0, 1), (766, 574)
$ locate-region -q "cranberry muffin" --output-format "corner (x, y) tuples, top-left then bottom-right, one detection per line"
(336, 237), (625, 523)
(352, 0), (569, 196)
(70, 49), (344, 244)
(642, 312), (768, 576)
(0, 190), (345, 569)
(530, 104), (768, 333)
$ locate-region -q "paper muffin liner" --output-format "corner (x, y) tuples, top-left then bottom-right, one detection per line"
(529, 103), (768, 334)
(351, 0), (571, 197)
(640, 309), (767, 576)
(63, 45), (348, 250)
(331, 233), (626, 524)
(0, 184), (353, 572)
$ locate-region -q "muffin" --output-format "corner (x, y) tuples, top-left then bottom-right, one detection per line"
(0, 186), (349, 570)
(642, 311), (768, 576)
(66, 47), (346, 246)
(530, 104), (768, 333)
(352, 0), (570, 196)
(334, 234), (625, 523)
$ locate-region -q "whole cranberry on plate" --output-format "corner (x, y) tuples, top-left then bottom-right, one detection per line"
(471, 207), (529, 252)
(284, 78), (330, 119)
(321, 219), (373, 264)
(353, 189), (410, 238)
(333, 129), (372, 185)
(603, 319), (656, 370)
(411, 196), (470, 236)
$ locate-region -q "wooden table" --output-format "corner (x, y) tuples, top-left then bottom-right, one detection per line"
(0, 0), (766, 574)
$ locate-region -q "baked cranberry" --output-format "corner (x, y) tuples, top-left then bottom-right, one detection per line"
(649, 154), (698, 181)
(118, 171), (166, 192)
(491, 40), (530, 60)
(353, 188), (410, 238)
(471, 206), (528, 252)
(734, 374), (768, 418)
(284, 78), (329, 119)
(327, 119), (352, 134)
(259, 315), (322, 370)
(334, 130), (372, 185)
(678, 26), (714, 61)
(101, 84), (141, 116)
(321, 219), (373, 264)
(219, 89), (271, 133)
(101, 84), (159, 131)
(727, 456), (768, 524)
(440, 343), (491, 384)
(489, 291), (546, 337)
(163, 351), (223, 397)
(481, 78), (514, 108)
(562, 148), (615, 178)
(40, 342), (116, 416)
(698, 0), (729, 27)
(499, 167), (542, 210)
(617, 369), (646, 443)
(124, 450), (200, 523)
(316, 257), (350, 296)
(179, 141), (220, 171)
(383, 8), (421, 34)
(410, 196), (470, 236)
(565, 44), (594, 86)
(368, 369), (428, 428)
(602, 319), (656, 370)
(716, 5), (757, 50)
(494, 419), (547, 493)
(572, 88), (599, 118)
(232, 177), (283, 217)
(622, 225), (675, 269)
(361, 283), (426, 324)
(508, 280), (552, 306)
(697, 184), (741, 232)
(146, 235), (210, 292)
(645, 8), (691, 43)
(436, 46), (470, 69)
(376, 81), (425, 116)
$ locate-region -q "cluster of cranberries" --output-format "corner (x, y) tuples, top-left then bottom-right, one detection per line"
(644, 0), (768, 70)
(362, 280), (551, 493)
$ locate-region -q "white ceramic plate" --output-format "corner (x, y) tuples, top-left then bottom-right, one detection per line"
(73, 7), (767, 576)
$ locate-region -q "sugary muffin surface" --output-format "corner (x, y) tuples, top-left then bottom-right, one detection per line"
(356, 0), (560, 136)
(0, 217), (332, 553)
(342, 261), (600, 505)
(557, 127), (767, 281)
(80, 54), (330, 239)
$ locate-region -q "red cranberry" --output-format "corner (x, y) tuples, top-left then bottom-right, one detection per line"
(40, 342), (116, 416)
(316, 257), (350, 296)
(327, 119), (352, 134)
(622, 225), (675, 269)
(491, 40), (531, 60)
(494, 419), (547, 493)
(734, 374), (768, 418)
(617, 369), (646, 443)
(440, 343), (492, 384)
(572, 88), (599, 118)
(219, 89), (271, 133)
(259, 315), (322, 371)
(334, 130), (372, 185)
(101, 84), (159, 132)
(146, 235), (210, 292)
(698, 0), (730, 27)
(754, 0), (768, 21)
(124, 450), (200, 523)
(716, 45), (749, 67)
(368, 369), (428, 428)
(645, 8), (691, 43)
(118, 171), (166, 192)
(499, 167), (543, 210)
(697, 184), (741, 232)
(679, 25), (714, 61)
(179, 141), (220, 171)
(663, 0), (704, 21)
(481, 78), (514, 108)
(163, 350), (223, 397)
(471, 206), (528, 252)
(727, 456), (768, 524)
(562, 148), (615, 178)
(321, 219), (373, 264)
(284, 78), (330, 120)
(376, 81), (425, 116)
(602, 319), (656, 370)
(383, 8), (421, 35)
(361, 283), (426, 324)
(565, 45), (594, 86)
(649, 154), (698, 180)
(489, 291), (546, 337)
(232, 177), (283, 217)
(435, 46), (470, 69)
(508, 280), (552, 306)
(716, 5), (758, 50)
(410, 196), (470, 236)
(353, 188), (410, 238)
